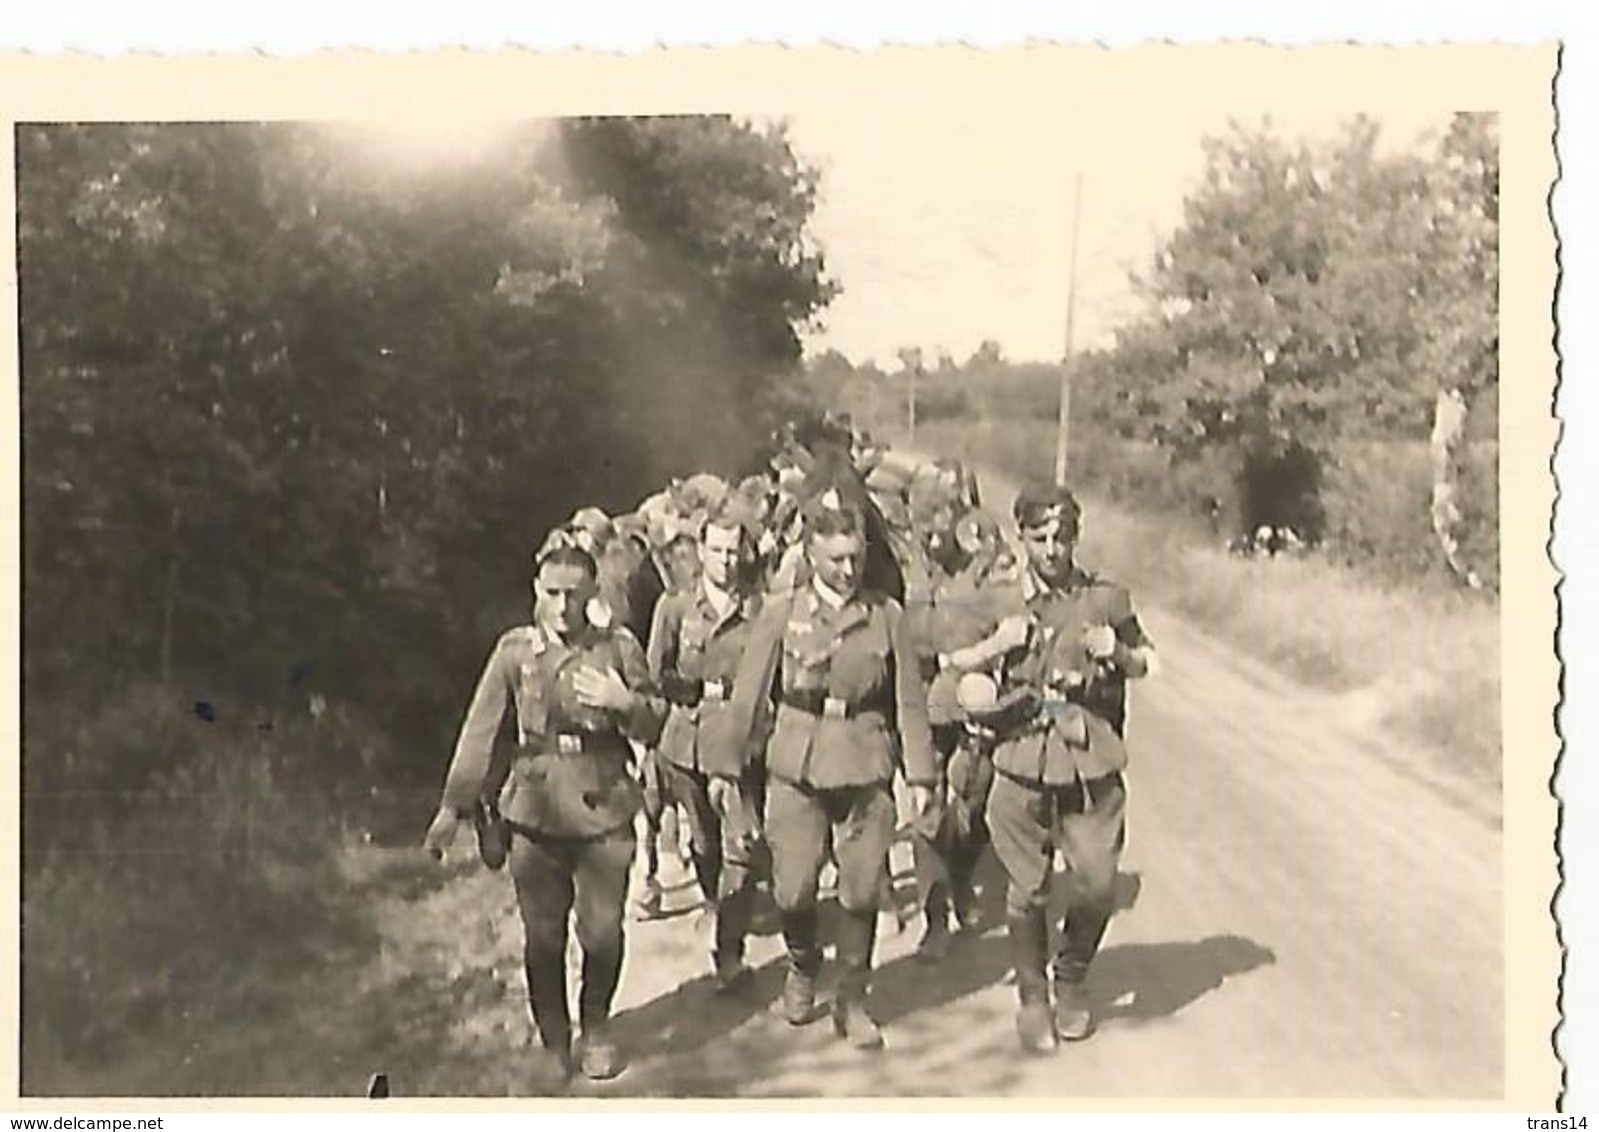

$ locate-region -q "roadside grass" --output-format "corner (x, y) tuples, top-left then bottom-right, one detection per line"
(891, 419), (1502, 790)
(20, 687), (400, 1095)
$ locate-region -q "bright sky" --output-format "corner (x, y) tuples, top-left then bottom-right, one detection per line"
(782, 101), (1455, 366)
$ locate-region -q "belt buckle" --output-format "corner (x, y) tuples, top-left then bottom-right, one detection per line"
(703, 679), (726, 702)
(557, 733), (583, 755)
(822, 696), (848, 719)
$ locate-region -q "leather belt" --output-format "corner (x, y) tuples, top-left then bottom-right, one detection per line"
(663, 676), (730, 707)
(778, 687), (889, 720)
(522, 731), (627, 755)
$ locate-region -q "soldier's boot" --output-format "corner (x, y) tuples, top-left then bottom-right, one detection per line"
(781, 967), (825, 1026)
(573, 1022), (627, 1081)
(525, 949), (575, 1076)
(574, 938), (628, 1081)
(831, 994), (886, 1051)
(832, 908), (885, 1050)
(1051, 977), (1095, 1043)
(949, 844), (985, 934)
(1008, 910), (1057, 1054)
(691, 849), (723, 911)
(1054, 900), (1112, 1042)
(712, 886), (753, 995)
(779, 907), (827, 1025)
(916, 884), (953, 963)
(1015, 1002), (1058, 1055)
(523, 1031), (573, 1091)
(473, 802), (509, 871)
(951, 883), (984, 934)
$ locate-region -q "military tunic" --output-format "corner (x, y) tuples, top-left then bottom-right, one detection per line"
(646, 581), (768, 966)
(715, 580), (936, 992)
(981, 565), (1153, 994)
(900, 548), (1017, 928)
(441, 623), (665, 839)
(438, 619), (666, 1058)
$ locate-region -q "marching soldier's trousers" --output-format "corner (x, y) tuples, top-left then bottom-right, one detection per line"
(910, 724), (995, 930)
(657, 759), (763, 969)
(985, 770), (1126, 1002)
(508, 824), (636, 1049)
(765, 778), (895, 1001)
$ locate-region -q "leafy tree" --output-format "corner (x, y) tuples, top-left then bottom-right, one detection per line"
(19, 116), (835, 818)
(1109, 114), (1497, 578)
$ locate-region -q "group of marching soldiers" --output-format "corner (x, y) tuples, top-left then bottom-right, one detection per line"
(422, 413), (1158, 1085)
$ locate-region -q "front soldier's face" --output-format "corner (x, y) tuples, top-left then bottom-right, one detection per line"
(700, 522), (744, 590)
(1022, 519), (1077, 585)
(534, 562), (595, 638)
(808, 531), (864, 599)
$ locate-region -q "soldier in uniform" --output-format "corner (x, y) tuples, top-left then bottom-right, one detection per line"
(645, 498), (769, 990)
(948, 484), (1156, 1053)
(712, 489), (937, 1050)
(900, 480), (1013, 961)
(423, 543), (667, 1082)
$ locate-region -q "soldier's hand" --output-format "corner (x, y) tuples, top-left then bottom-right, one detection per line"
(422, 807), (462, 860)
(708, 776), (740, 818)
(909, 784), (937, 818)
(1082, 624), (1118, 660)
(572, 665), (633, 712)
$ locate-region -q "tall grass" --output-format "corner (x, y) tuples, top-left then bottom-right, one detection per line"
(21, 686), (383, 1092)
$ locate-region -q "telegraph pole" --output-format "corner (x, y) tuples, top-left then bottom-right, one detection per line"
(1054, 173), (1084, 488)
(906, 361), (918, 448)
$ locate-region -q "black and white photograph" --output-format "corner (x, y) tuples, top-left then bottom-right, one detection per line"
(6, 44), (1560, 1106)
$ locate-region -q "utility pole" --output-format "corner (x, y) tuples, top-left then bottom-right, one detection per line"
(1055, 173), (1084, 488)
(898, 347), (923, 449)
(907, 363), (918, 449)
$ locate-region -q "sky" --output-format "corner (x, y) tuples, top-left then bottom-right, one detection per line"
(781, 100), (1456, 366)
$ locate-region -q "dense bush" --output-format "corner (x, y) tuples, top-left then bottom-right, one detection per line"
(21, 688), (386, 1084)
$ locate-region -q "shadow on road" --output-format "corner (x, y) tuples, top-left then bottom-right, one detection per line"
(1090, 934), (1277, 1022)
(608, 957), (789, 1064)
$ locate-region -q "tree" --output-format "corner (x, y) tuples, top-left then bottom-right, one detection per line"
(1111, 114), (1498, 576)
(18, 116), (836, 811)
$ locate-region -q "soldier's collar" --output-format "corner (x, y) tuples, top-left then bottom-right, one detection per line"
(700, 576), (738, 613)
(810, 576), (851, 611)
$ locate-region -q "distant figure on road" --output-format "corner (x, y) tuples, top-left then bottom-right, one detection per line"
(944, 484), (1157, 1053)
(423, 544), (666, 1084)
(713, 489), (938, 1051)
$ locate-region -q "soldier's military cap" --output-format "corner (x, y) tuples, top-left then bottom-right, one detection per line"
(568, 506), (614, 542)
(535, 526), (578, 563)
(801, 486), (866, 537)
(611, 511), (650, 551)
(675, 472), (729, 512)
(1013, 483), (1082, 533)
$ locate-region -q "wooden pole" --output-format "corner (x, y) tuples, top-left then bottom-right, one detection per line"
(1055, 173), (1084, 487)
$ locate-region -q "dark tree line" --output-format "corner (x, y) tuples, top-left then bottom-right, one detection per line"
(19, 117), (835, 817)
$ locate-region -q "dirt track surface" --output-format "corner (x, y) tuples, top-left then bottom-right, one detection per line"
(331, 605), (1501, 1101)
(59, 464), (1502, 1100)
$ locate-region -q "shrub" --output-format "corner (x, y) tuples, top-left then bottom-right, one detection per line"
(20, 685), (382, 1091)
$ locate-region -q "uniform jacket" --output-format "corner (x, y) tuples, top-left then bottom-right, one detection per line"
(991, 567), (1153, 786)
(440, 623), (666, 838)
(647, 582), (769, 775)
(711, 582), (937, 789)
(903, 550), (1025, 728)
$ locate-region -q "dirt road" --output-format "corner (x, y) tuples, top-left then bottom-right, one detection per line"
(81, 464), (1501, 1100)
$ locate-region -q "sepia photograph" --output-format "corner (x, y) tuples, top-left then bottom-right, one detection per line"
(5, 44), (1560, 1107)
